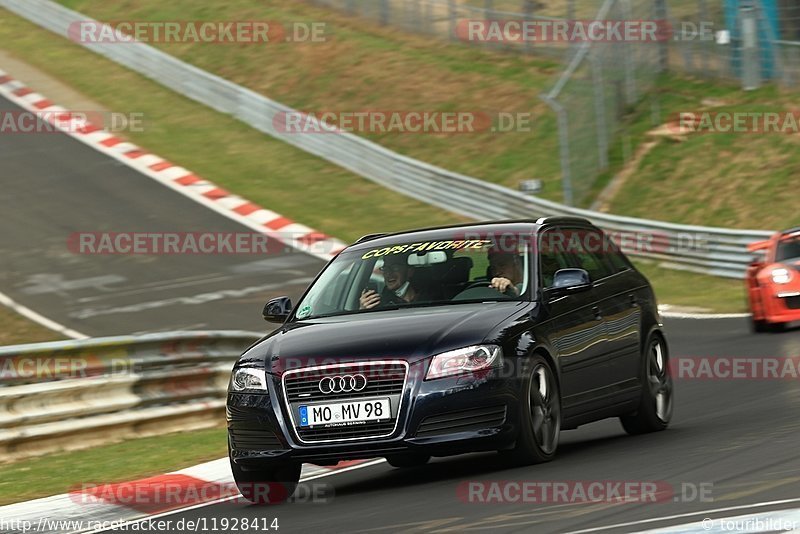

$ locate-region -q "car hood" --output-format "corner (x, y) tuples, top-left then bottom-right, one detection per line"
(241, 302), (530, 375)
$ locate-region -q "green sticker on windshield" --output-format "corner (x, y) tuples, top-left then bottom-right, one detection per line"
(296, 305), (312, 319)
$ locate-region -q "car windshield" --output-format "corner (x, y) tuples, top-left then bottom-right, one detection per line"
(293, 236), (532, 320)
(776, 234), (800, 263)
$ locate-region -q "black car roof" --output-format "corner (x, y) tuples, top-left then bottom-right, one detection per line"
(347, 217), (594, 252)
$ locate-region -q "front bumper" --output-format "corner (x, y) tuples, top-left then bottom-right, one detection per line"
(227, 360), (522, 467)
(762, 289), (800, 323)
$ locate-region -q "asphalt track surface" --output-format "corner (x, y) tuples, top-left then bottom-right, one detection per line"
(123, 316), (800, 534)
(0, 93), (323, 336)
(3, 93), (800, 532)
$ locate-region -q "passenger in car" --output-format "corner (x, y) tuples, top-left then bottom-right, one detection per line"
(488, 249), (524, 296)
(359, 253), (428, 309)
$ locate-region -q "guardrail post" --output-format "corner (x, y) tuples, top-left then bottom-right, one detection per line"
(590, 54), (610, 171)
(449, 0), (457, 40)
(541, 95), (575, 206)
(741, 6), (761, 89)
(654, 0), (669, 73)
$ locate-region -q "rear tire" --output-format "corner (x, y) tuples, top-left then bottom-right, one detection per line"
(230, 456), (301, 504)
(386, 454), (430, 468)
(503, 355), (560, 465)
(620, 333), (673, 435)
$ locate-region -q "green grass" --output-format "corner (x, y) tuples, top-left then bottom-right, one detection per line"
(0, 307), (63, 346)
(0, 6), (757, 313)
(52, 0), (565, 199)
(600, 75), (800, 231)
(634, 259), (747, 313)
(0, 427), (227, 505)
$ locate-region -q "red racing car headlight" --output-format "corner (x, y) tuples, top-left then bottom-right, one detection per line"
(425, 345), (502, 380)
(772, 268), (793, 285)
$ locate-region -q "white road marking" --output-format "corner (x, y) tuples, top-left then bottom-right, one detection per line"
(0, 290), (87, 339)
(564, 496), (800, 533)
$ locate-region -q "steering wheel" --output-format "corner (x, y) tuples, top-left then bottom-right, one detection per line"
(461, 280), (515, 296)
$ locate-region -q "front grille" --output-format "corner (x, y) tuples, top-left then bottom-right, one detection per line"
(783, 295), (800, 310)
(229, 428), (283, 450)
(415, 405), (507, 438)
(283, 361), (408, 443)
(284, 363), (406, 403)
(297, 421), (397, 442)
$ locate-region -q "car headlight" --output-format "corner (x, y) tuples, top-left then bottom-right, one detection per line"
(772, 268), (792, 285)
(425, 345), (502, 380)
(230, 367), (268, 392)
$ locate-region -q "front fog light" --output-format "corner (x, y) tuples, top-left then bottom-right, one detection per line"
(426, 345), (502, 380)
(231, 368), (268, 392)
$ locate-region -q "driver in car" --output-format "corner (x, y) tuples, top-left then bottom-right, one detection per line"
(359, 253), (426, 310)
(488, 248), (524, 296)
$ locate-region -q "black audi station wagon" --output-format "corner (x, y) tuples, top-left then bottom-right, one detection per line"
(227, 218), (673, 502)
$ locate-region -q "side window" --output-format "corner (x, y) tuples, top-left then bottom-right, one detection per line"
(605, 237), (632, 273)
(539, 229), (573, 288)
(564, 228), (615, 282)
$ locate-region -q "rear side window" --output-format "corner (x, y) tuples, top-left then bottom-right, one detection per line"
(547, 227), (615, 282)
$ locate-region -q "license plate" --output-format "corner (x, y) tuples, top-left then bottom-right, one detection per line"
(299, 398), (391, 427)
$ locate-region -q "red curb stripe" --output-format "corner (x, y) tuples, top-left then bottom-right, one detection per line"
(202, 187), (229, 200)
(100, 136), (123, 147)
(265, 217), (292, 230)
(13, 87), (32, 97)
(125, 150), (147, 159)
(72, 474), (238, 515)
(174, 174), (201, 186)
(333, 460), (369, 469)
(233, 202), (261, 216)
(150, 161), (173, 171)
(34, 99), (54, 109)
(0, 75), (12, 84)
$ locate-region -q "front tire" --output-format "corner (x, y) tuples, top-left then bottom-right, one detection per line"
(230, 456), (301, 504)
(504, 355), (560, 465)
(751, 316), (768, 333)
(620, 333), (673, 435)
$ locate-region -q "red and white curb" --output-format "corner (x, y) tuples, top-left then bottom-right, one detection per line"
(0, 68), (347, 263)
(0, 457), (380, 534)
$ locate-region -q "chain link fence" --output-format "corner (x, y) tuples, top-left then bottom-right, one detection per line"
(308, 0), (800, 207)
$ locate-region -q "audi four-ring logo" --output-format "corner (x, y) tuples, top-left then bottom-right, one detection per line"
(319, 374), (368, 394)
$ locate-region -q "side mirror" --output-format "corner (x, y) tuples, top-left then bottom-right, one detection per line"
(263, 297), (292, 323)
(552, 269), (592, 292)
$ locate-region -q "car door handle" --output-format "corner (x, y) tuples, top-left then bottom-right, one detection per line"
(592, 306), (602, 320)
(629, 294), (638, 307)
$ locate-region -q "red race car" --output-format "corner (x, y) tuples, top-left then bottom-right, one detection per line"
(746, 227), (800, 332)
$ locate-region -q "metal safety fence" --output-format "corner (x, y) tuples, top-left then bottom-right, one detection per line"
(0, 331), (260, 460)
(0, 0), (775, 278)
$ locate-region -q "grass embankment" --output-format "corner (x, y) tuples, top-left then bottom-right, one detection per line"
(0, 306), (63, 345)
(0, 5), (749, 312)
(0, 427), (227, 505)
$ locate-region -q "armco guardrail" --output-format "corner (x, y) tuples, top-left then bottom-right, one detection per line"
(0, 331), (260, 460)
(0, 0), (774, 278)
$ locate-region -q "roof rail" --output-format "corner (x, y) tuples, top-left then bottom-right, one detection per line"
(535, 216), (593, 226)
(354, 233), (388, 244)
